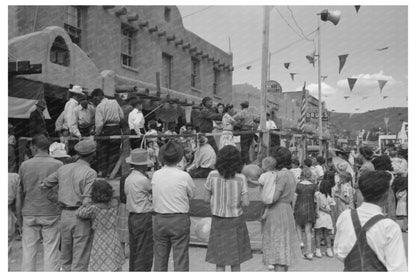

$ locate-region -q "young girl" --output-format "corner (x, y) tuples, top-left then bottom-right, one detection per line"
(77, 180), (125, 271)
(204, 145), (253, 271)
(314, 180), (336, 258)
(294, 168), (317, 260)
(332, 171), (355, 223)
(145, 120), (161, 170)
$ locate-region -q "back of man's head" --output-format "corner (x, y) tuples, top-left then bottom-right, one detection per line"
(304, 158), (312, 167)
(32, 134), (50, 152)
(91, 88), (104, 98)
(359, 170), (391, 204)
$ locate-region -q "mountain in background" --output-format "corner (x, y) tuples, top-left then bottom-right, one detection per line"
(232, 83), (408, 137)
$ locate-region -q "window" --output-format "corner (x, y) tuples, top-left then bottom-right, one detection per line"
(50, 36), (70, 66)
(191, 57), (200, 89)
(164, 7), (171, 22)
(64, 6), (83, 47)
(162, 53), (172, 89)
(121, 25), (135, 67)
(213, 68), (220, 95)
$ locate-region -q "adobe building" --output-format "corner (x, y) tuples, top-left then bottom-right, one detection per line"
(8, 5), (233, 135)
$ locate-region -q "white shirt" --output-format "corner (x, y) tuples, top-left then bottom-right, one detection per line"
(128, 108), (145, 135)
(151, 166), (196, 214)
(257, 119), (277, 131)
(124, 170), (153, 214)
(62, 98), (79, 137)
(258, 171), (276, 204)
(193, 143), (216, 169)
(334, 202), (407, 271)
(311, 165), (324, 179)
(290, 167), (302, 181)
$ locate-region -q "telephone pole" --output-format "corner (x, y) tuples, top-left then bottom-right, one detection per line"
(260, 6), (271, 132)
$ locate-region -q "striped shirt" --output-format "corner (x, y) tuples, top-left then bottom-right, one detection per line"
(204, 170), (249, 218)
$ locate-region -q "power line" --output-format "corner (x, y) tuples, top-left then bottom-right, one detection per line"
(274, 6), (304, 40)
(286, 6), (314, 42)
(182, 6), (212, 19)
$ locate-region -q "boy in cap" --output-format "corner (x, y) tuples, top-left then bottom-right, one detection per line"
(42, 140), (97, 271)
(29, 99), (48, 137)
(124, 148), (154, 271)
(151, 141), (196, 271)
(334, 170), (407, 271)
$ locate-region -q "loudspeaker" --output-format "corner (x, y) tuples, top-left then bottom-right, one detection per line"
(320, 9), (341, 25)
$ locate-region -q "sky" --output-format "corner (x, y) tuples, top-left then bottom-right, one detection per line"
(177, 5), (408, 113)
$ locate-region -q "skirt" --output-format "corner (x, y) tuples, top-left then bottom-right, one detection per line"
(117, 203), (129, 243)
(206, 215), (253, 265)
(262, 202), (302, 266)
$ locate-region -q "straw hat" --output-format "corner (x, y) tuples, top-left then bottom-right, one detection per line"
(69, 85), (84, 95)
(126, 148), (154, 165)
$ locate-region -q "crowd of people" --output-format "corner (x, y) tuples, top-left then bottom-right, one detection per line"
(7, 84), (408, 272)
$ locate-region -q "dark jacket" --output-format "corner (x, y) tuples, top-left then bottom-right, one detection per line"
(29, 109), (48, 137)
(199, 107), (223, 133)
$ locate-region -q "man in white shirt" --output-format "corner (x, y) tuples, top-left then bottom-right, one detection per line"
(187, 136), (216, 178)
(334, 170), (407, 271)
(128, 99), (145, 149)
(64, 86), (85, 139)
(73, 99), (95, 137)
(151, 141), (196, 271)
(265, 112), (277, 130)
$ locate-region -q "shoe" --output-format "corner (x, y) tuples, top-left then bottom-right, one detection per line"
(315, 248), (322, 258)
(326, 248), (334, 257)
(304, 253), (313, 260)
(267, 265), (275, 271)
(300, 242), (305, 249)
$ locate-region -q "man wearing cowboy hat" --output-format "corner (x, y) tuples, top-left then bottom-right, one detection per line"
(187, 135), (216, 178)
(152, 141), (196, 271)
(124, 148), (154, 271)
(28, 99), (48, 137)
(42, 140), (97, 271)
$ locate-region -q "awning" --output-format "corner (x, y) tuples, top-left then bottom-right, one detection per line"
(8, 77), (51, 119)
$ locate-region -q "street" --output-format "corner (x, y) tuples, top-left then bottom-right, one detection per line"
(8, 232), (407, 271)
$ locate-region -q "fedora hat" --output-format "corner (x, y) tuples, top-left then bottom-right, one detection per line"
(36, 99), (47, 108)
(126, 148), (154, 165)
(159, 140), (184, 165)
(69, 85), (84, 95)
(49, 142), (70, 158)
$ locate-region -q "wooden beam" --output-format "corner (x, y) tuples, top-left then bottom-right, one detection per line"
(182, 43), (191, 50)
(157, 31), (166, 37)
(102, 6), (115, 10)
(115, 7), (127, 16)
(195, 51), (203, 56)
(174, 39), (183, 46)
(189, 46), (197, 53)
(139, 21), (149, 28)
(166, 35), (175, 42)
(201, 54), (209, 59)
(127, 13), (138, 21)
(148, 26), (158, 33)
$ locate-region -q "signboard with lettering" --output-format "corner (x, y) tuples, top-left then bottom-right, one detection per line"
(306, 111), (329, 121)
(266, 80), (282, 94)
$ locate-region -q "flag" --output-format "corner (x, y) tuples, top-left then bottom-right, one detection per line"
(246, 65), (252, 70)
(383, 96), (388, 100)
(338, 54), (349, 74)
(284, 62), (290, 69)
(306, 51), (316, 67)
(299, 82), (307, 131)
(355, 6), (361, 12)
(344, 96), (350, 100)
(378, 80), (388, 93)
(347, 78), (357, 91)
(321, 75), (328, 82)
(290, 73), (297, 81)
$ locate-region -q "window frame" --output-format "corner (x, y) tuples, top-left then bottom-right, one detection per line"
(64, 6), (83, 47)
(213, 67), (220, 95)
(162, 52), (173, 89)
(121, 25), (135, 68)
(50, 36), (70, 67)
(191, 57), (200, 89)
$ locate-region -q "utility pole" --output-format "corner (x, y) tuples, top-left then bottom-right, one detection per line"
(260, 6), (271, 133)
(317, 17), (323, 156)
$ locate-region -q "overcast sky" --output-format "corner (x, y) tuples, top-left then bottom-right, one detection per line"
(178, 5), (408, 113)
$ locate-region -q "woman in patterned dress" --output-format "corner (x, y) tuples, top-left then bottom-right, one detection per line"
(77, 180), (125, 271)
(219, 104), (236, 149)
(262, 146), (302, 271)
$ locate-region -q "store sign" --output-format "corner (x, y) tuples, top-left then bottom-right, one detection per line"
(266, 80), (282, 94)
(306, 111), (329, 121)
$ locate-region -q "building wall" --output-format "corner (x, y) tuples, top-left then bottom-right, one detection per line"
(9, 5), (233, 103)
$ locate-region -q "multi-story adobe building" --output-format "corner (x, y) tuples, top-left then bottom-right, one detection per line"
(8, 5), (233, 134)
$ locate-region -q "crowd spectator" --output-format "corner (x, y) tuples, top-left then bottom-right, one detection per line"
(188, 136), (216, 178)
(28, 99), (48, 138)
(199, 97), (223, 152)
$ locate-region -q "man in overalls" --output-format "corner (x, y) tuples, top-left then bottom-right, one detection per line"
(334, 170), (407, 271)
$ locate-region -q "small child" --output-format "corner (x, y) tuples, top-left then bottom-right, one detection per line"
(77, 180), (125, 271)
(258, 157), (277, 220)
(314, 180), (336, 258)
(145, 120), (161, 170)
(332, 171), (354, 223)
(294, 168), (317, 260)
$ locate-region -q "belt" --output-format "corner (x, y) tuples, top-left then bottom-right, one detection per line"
(104, 122), (120, 127)
(61, 206), (80, 210)
(154, 212), (188, 215)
